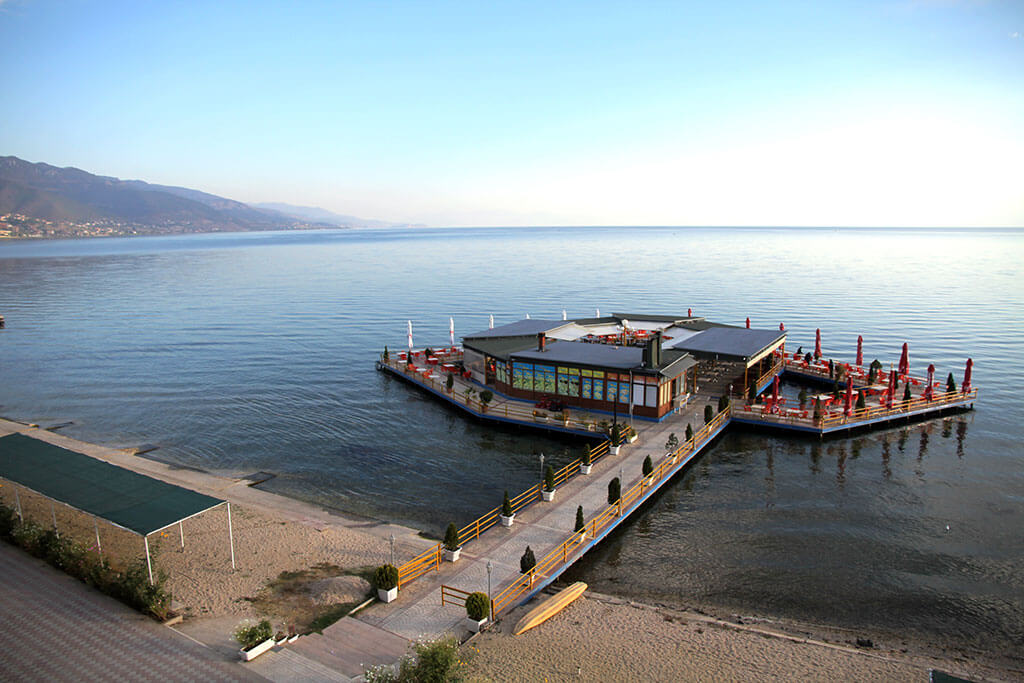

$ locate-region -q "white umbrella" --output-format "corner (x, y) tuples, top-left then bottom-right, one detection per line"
(449, 317), (455, 346)
(407, 320), (413, 350)
(562, 309), (567, 320)
(596, 308), (600, 317)
(489, 314), (494, 329)
(526, 313), (530, 319)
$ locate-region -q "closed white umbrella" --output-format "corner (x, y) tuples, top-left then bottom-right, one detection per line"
(489, 314), (494, 329)
(526, 313), (530, 319)
(596, 308), (600, 317)
(407, 320), (413, 350)
(449, 317), (455, 346)
(562, 309), (567, 320)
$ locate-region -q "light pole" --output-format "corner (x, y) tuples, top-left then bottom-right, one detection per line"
(539, 453), (545, 485)
(486, 560), (493, 618)
(389, 533), (395, 567)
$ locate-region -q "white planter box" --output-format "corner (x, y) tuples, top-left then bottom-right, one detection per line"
(500, 514), (515, 527)
(610, 445), (621, 456)
(240, 637), (276, 661)
(580, 464), (592, 475)
(443, 547), (462, 562)
(378, 586), (398, 603)
(466, 616), (487, 633)
(576, 531), (587, 543)
(628, 434), (638, 443)
(542, 489), (555, 502)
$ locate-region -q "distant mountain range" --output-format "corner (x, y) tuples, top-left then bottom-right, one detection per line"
(0, 156), (408, 237)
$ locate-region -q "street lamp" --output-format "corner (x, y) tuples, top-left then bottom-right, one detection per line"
(539, 453), (545, 484)
(486, 560), (493, 618)
(389, 533), (395, 567)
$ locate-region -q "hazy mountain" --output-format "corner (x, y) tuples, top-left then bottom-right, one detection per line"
(252, 202), (402, 228)
(0, 156), (405, 237)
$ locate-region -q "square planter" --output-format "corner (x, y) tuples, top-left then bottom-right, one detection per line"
(500, 514), (515, 527)
(466, 616), (487, 633)
(240, 637), (276, 661)
(628, 434), (638, 443)
(378, 586), (398, 603)
(443, 547), (462, 562)
(542, 489), (556, 502)
(579, 464), (592, 475)
(576, 531), (587, 543)
(610, 445), (621, 456)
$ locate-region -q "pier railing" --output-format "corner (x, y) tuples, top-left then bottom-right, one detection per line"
(489, 407), (731, 617)
(397, 543), (442, 589)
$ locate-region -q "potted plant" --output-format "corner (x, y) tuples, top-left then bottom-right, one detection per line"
(542, 465), (556, 501)
(500, 490), (515, 527)
(685, 423), (694, 442)
(443, 523), (462, 562)
(580, 445), (593, 475)
(465, 591), (490, 632)
(798, 388), (808, 409)
(445, 373), (454, 393)
(383, 345), (389, 362)
(946, 372), (957, 394)
(610, 424), (622, 455)
(626, 426), (638, 443)
(574, 505), (586, 542)
(480, 389), (493, 413)
(704, 405), (714, 424)
(520, 546), (536, 584)
(642, 455), (654, 483)
(607, 477), (620, 505)
(903, 383), (912, 402)
(235, 619), (275, 661)
(374, 563), (400, 603)
(718, 395), (730, 413)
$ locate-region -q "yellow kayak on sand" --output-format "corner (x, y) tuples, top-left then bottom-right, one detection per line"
(513, 582), (588, 635)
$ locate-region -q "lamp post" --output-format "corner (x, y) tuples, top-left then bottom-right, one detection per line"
(389, 533), (395, 567)
(539, 453), (545, 485)
(486, 560), (493, 618)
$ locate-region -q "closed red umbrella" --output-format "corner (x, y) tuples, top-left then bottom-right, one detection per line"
(856, 335), (863, 367)
(898, 343), (909, 376)
(771, 375), (779, 412)
(962, 358), (973, 394)
(923, 363), (935, 401)
(815, 329), (822, 359)
(844, 377), (854, 416)
(779, 322), (785, 331)
(688, 308), (692, 317)
(746, 317), (751, 329)
(886, 369), (896, 409)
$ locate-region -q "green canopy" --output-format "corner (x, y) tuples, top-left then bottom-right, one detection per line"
(0, 433), (224, 536)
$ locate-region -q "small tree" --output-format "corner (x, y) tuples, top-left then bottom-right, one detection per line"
(946, 372), (956, 393)
(704, 405), (713, 424)
(443, 523), (460, 551)
(520, 546), (536, 573)
(903, 383), (912, 402)
(805, 352), (813, 364)
(582, 445), (592, 466)
(574, 505), (585, 534)
(543, 464), (555, 492)
(717, 395), (730, 413)
(502, 490), (512, 517)
(828, 358), (834, 378)
(480, 389), (493, 411)
(383, 345), (389, 361)
(642, 455), (653, 478)
(374, 564), (399, 591)
(685, 423), (694, 442)
(856, 391), (866, 410)
(607, 477), (621, 504)
(747, 384), (756, 402)
(445, 373), (454, 392)
(611, 423), (623, 446)
(665, 433), (679, 452)
(798, 388), (808, 407)
(424, 347), (433, 357)
(465, 592), (489, 621)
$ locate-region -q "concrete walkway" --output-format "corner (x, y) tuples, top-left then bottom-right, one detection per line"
(0, 542), (261, 682)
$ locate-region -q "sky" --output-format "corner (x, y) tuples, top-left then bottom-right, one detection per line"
(1, 0), (1022, 227)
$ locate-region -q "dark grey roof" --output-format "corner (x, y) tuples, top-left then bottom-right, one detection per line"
(463, 336), (538, 360)
(511, 340), (694, 377)
(611, 313), (702, 324)
(671, 327), (785, 360)
(463, 319), (569, 339)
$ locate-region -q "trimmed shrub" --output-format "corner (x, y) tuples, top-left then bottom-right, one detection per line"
(465, 592), (489, 621)
(856, 391), (866, 410)
(443, 523), (460, 551)
(717, 395), (730, 412)
(235, 619), (273, 650)
(665, 433), (679, 452)
(374, 563), (399, 591)
(607, 477), (621, 504)
(611, 423), (623, 446)
(383, 345), (389, 361)
(520, 546), (536, 573)
(501, 490), (512, 517)
(582, 445), (592, 466)
(903, 383), (912, 402)
(480, 389), (493, 406)
(946, 373), (957, 393)
(445, 374), (454, 391)
(685, 424), (694, 442)
(642, 455), (653, 478)
(575, 505), (585, 533)
(704, 405), (713, 424)
(543, 464), (555, 492)
(798, 388), (807, 407)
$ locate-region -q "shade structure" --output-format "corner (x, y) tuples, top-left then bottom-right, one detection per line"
(924, 364), (935, 401)
(449, 317), (455, 346)
(815, 329), (822, 359)
(595, 307), (600, 317)
(856, 335), (863, 366)
(898, 343), (909, 376)
(745, 317), (750, 329)
(562, 309), (567, 321)
(844, 377), (854, 416)
(962, 358), (973, 394)
(407, 320), (413, 350)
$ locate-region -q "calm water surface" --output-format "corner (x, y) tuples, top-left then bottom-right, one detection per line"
(1, 227), (1021, 651)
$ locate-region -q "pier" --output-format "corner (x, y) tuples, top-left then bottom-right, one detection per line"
(361, 316), (977, 647)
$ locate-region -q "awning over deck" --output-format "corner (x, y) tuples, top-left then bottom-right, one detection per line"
(0, 433), (224, 536)
(669, 327), (786, 366)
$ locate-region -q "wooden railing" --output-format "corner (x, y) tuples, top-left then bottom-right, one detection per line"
(754, 357), (785, 391)
(819, 389), (978, 428)
(490, 406), (732, 617)
(397, 543), (441, 590)
(440, 584), (472, 608)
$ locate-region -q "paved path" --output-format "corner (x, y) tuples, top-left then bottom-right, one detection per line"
(0, 543), (262, 682)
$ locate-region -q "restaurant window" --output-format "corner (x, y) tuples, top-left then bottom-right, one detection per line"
(513, 362), (533, 390)
(536, 364), (556, 394)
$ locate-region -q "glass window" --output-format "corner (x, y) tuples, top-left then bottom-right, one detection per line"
(581, 377), (592, 399)
(557, 371), (569, 395)
(567, 373), (580, 397)
(593, 378), (603, 401)
(593, 370), (604, 379)
(537, 365), (556, 393)
(606, 380), (617, 403)
(581, 369), (592, 378)
(619, 382), (630, 404)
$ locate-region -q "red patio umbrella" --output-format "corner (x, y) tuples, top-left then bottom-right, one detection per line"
(844, 377), (854, 416)
(898, 343), (909, 376)
(771, 375), (780, 412)
(779, 322), (785, 331)
(687, 308), (692, 317)
(746, 317), (751, 329)
(962, 358), (973, 394)
(923, 363), (935, 401)
(815, 329), (822, 359)
(856, 335), (863, 367)
(886, 369), (896, 409)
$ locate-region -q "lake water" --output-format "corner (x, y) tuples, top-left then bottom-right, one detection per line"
(1, 226), (1021, 652)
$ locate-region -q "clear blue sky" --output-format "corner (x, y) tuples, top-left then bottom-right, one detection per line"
(2, 0), (1022, 226)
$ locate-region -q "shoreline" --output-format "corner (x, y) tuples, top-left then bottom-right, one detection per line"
(2, 417), (1020, 680)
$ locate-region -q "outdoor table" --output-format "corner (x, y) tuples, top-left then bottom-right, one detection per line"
(426, 357), (439, 365)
